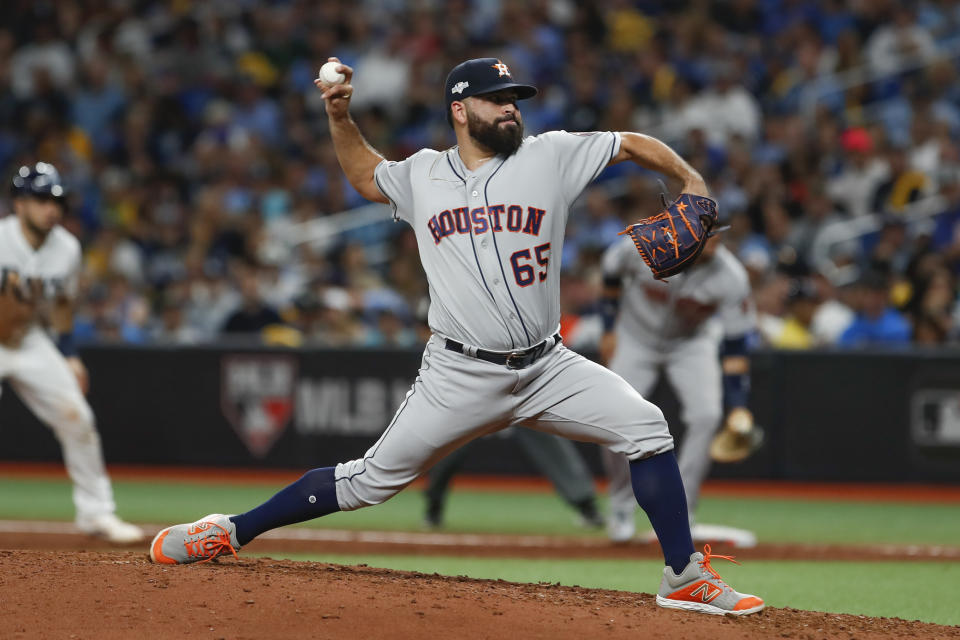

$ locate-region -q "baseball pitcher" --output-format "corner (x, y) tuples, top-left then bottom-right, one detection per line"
(0, 163), (143, 544)
(600, 231), (762, 547)
(150, 58), (763, 616)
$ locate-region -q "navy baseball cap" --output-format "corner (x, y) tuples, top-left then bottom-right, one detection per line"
(444, 58), (537, 116)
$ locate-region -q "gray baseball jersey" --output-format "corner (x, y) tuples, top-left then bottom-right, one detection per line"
(601, 238), (754, 523)
(0, 215), (117, 521)
(375, 131), (621, 350)
(332, 132), (679, 511)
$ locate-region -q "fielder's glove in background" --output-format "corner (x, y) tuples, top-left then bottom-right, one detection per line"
(710, 407), (765, 463)
(620, 193), (720, 279)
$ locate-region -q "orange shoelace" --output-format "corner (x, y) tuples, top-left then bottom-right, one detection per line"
(698, 543), (740, 583)
(185, 522), (239, 563)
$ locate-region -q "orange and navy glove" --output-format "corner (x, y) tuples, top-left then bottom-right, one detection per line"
(620, 193), (720, 280)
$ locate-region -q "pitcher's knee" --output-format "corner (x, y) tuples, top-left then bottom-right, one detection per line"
(334, 458), (410, 511)
(614, 412), (675, 461)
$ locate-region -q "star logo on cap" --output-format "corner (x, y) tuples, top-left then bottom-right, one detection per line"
(491, 60), (511, 77)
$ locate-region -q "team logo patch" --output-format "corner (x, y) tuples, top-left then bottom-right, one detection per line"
(491, 60), (511, 77)
(221, 355), (298, 458)
(451, 81), (469, 95)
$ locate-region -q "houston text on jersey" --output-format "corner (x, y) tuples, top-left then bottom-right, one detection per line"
(427, 204), (546, 245)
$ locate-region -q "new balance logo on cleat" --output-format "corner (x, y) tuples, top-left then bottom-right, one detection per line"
(690, 583), (722, 603)
(656, 545), (764, 616)
(187, 521), (217, 535)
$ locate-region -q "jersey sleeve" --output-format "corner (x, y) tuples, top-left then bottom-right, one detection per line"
(540, 130), (621, 203)
(374, 152), (424, 224)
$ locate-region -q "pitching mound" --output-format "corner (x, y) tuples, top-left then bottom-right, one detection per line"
(0, 550), (957, 640)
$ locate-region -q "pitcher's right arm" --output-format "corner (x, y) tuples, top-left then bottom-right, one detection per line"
(315, 57), (389, 204)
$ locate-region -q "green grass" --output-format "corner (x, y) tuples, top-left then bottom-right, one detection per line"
(250, 552), (960, 626)
(2, 477), (957, 546)
(2, 475), (959, 626)
(695, 497), (960, 545)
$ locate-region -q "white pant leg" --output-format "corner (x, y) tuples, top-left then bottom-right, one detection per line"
(334, 337), (515, 511)
(603, 339), (664, 516)
(663, 338), (723, 519)
(2, 329), (116, 520)
(514, 345), (674, 458)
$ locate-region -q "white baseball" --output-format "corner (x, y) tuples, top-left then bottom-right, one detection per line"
(318, 61), (346, 84)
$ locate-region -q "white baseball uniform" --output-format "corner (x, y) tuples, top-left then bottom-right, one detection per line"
(0, 215), (117, 522)
(333, 131), (675, 511)
(601, 238), (754, 522)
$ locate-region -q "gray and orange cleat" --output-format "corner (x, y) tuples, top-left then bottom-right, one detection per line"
(656, 545), (764, 616)
(149, 513), (241, 564)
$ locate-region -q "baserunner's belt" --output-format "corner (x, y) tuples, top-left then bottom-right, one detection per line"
(444, 334), (561, 370)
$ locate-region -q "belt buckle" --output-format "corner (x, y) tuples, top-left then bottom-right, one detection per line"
(505, 350), (530, 370)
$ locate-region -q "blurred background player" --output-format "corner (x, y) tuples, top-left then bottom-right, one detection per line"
(423, 427), (603, 530)
(599, 225), (761, 547)
(0, 163), (143, 544)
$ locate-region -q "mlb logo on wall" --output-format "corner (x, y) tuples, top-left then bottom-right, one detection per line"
(221, 355), (298, 457)
(912, 390), (960, 446)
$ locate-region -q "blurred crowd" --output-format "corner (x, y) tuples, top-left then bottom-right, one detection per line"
(4, 0), (960, 348)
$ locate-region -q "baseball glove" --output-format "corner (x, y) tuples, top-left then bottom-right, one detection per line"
(619, 192), (720, 279)
(709, 408), (765, 463)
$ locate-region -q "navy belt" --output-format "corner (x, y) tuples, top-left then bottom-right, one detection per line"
(445, 334), (561, 370)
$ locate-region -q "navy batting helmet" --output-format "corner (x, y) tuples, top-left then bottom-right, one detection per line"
(10, 162), (67, 206)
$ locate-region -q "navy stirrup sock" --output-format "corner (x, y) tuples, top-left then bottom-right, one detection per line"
(230, 467), (340, 546)
(629, 451), (695, 574)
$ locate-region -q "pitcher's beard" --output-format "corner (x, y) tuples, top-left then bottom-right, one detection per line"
(467, 112), (524, 156)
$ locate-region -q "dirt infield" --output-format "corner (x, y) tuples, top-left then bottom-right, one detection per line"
(2, 468), (960, 638)
(0, 549), (957, 640)
(0, 526), (959, 639)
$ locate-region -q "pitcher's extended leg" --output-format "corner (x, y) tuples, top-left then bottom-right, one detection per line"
(152, 339), (512, 563)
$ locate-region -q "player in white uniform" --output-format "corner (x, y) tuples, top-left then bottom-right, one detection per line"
(150, 58), (763, 616)
(599, 232), (758, 547)
(0, 163), (143, 544)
